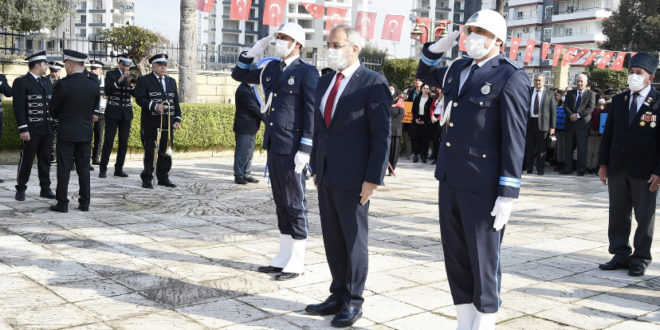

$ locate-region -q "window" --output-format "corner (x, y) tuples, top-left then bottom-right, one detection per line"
(245, 35), (255, 44)
(245, 21), (255, 31)
(545, 6), (553, 19)
(565, 28), (572, 36)
(544, 28), (552, 38)
(517, 12), (524, 19)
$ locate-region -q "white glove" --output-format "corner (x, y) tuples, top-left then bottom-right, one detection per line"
(428, 31), (460, 54)
(294, 151), (310, 174)
(490, 196), (515, 231)
(246, 36), (273, 58)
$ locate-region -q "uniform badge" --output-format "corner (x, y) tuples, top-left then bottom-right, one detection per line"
(640, 121), (646, 127)
(447, 76), (453, 84)
(265, 77), (271, 82)
(480, 82), (491, 95)
(652, 122), (657, 128)
(288, 76), (295, 85)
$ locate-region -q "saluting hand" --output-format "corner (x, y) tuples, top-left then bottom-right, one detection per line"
(428, 31), (460, 54)
(359, 181), (378, 206)
(647, 174), (660, 192)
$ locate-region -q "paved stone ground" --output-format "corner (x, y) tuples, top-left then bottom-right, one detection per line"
(0, 153), (658, 329)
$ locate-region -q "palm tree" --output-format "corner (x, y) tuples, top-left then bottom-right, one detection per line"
(178, 0), (197, 102)
(496, 0), (505, 14)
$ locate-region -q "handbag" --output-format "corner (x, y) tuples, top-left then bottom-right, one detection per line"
(546, 134), (557, 149)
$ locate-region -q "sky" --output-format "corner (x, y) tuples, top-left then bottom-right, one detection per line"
(135, 0), (413, 58)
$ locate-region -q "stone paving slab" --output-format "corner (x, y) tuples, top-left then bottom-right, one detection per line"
(0, 153), (658, 329)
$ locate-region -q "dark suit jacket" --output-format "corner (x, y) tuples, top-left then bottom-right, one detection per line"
(412, 93), (432, 125)
(233, 83), (264, 135)
(390, 98), (405, 137)
(49, 72), (100, 142)
(599, 88), (660, 179)
(12, 72), (54, 135)
(564, 88), (596, 129)
(135, 73), (182, 129)
(529, 87), (557, 132)
(310, 65), (391, 190)
(105, 68), (136, 121)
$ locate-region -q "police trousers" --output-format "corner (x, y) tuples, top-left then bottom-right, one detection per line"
(439, 180), (504, 313)
(140, 127), (173, 183)
(17, 133), (53, 190)
(267, 152), (308, 240)
(100, 117), (131, 172)
(55, 140), (91, 206)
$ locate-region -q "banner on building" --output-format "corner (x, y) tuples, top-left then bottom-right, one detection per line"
(263, 0), (286, 27)
(197, 0), (214, 13)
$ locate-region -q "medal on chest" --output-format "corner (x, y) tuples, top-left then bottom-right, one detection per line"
(481, 82), (492, 95)
(288, 76), (295, 86)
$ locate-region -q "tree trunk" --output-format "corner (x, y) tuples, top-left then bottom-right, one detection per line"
(178, 0), (198, 102)
(496, 0), (505, 14)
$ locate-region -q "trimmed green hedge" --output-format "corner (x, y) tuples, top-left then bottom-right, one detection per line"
(0, 101), (265, 151)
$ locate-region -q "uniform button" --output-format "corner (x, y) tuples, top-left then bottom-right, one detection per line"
(269, 122), (273, 126)
(290, 91), (293, 94)
(274, 93), (277, 97)
(479, 101), (484, 106)
(482, 154), (487, 158)
(445, 142), (451, 147)
(453, 102), (458, 107)
(449, 122), (454, 127)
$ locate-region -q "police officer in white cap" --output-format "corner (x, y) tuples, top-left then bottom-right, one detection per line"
(232, 23), (318, 280)
(417, 10), (530, 329)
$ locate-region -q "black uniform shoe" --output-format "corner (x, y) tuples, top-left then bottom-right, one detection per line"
(257, 265), (283, 273)
(40, 189), (56, 199)
(331, 305), (362, 328)
(99, 171), (107, 178)
(629, 263), (646, 277)
(89, 165), (95, 171)
(142, 181), (154, 189)
(244, 176), (259, 183)
(92, 158), (100, 165)
(78, 204), (89, 212)
(599, 257), (628, 270)
(234, 177), (247, 185)
(274, 272), (301, 281)
(158, 179), (177, 188)
(114, 171), (129, 177)
(537, 171), (545, 175)
(15, 190), (26, 201)
(412, 155), (419, 163)
(421, 158), (427, 164)
(305, 298), (342, 315)
(49, 204), (68, 213)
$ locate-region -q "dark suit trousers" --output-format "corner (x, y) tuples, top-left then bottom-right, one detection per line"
(55, 140), (91, 206)
(318, 183), (369, 308)
(564, 125), (588, 173)
(140, 127), (173, 182)
(267, 152), (308, 240)
(411, 123), (430, 158)
(100, 117), (131, 172)
(17, 133), (53, 190)
(439, 180), (504, 313)
(524, 119), (548, 172)
(389, 136), (401, 172)
(430, 122), (441, 159)
(607, 171), (656, 266)
(92, 115), (105, 160)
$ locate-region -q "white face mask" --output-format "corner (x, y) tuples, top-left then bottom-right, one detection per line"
(598, 98), (606, 105)
(628, 73), (648, 92)
(274, 39), (295, 58)
(465, 33), (496, 60)
(390, 88), (395, 96)
(326, 48), (349, 71)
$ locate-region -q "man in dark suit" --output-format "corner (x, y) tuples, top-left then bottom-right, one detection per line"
(598, 52), (660, 277)
(233, 82), (264, 184)
(89, 60), (105, 166)
(524, 74), (557, 175)
(12, 51), (56, 201)
(561, 74), (596, 175)
(0, 73), (12, 183)
(305, 25), (390, 328)
(49, 50), (100, 212)
(100, 54), (136, 178)
(135, 54), (182, 189)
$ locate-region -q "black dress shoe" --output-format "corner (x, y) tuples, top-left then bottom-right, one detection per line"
(244, 176), (259, 183)
(78, 204), (89, 212)
(599, 257), (628, 270)
(577, 172), (585, 176)
(92, 158), (100, 165)
(274, 272), (301, 281)
(412, 156), (418, 163)
(40, 189), (56, 199)
(114, 171), (129, 177)
(142, 181), (154, 189)
(49, 204), (68, 213)
(158, 180), (177, 188)
(305, 299), (342, 315)
(99, 171), (107, 178)
(234, 177), (247, 185)
(430, 159), (437, 164)
(331, 305), (362, 328)
(257, 265), (282, 273)
(89, 165), (95, 171)
(421, 158), (427, 163)
(15, 190), (26, 201)
(629, 263), (646, 277)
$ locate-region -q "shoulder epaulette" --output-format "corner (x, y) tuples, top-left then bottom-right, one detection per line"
(502, 57), (523, 70)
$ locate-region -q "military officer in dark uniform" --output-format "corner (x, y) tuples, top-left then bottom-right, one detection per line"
(0, 73), (13, 183)
(47, 62), (63, 85)
(598, 52), (660, 277)
(417, 10), (530, 329)
(100, 54), (136, 178)
(12, 51), (56, 201)
(232, 22), (317, 281)
(134, 54), (182, 189)
(49, 50), (100, 213)
(89, 60), (105, 165)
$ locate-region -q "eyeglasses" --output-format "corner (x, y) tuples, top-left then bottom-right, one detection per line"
(323, 42), (351, 50)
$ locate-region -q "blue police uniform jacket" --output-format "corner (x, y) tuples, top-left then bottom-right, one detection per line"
(232, 53), (317, 155)
(417, 45), (530, 198)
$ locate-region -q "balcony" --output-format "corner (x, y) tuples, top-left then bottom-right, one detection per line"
(89, 8), (106, 13)
(75, 23), (87, 27)
(552, 7), (612, 23)
(508, 16), (540, 27)
(222, 28), (242, 33)
(89, 22), (106, 27)
(551, 32), (607, 44)
(508, 0), (542, 6)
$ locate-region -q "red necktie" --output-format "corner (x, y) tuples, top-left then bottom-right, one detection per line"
(324, 72), (344, 128)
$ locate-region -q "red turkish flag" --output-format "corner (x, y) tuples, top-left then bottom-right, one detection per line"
(523, 39), (536, 64)
(356, 11), (377, 40)
(230, 0), (252, 20)
(597, 51), (615, 69)
(610, 52), (627, 71)
(459, 25), (467, 52)
(301, 2), (324, 19)
(508, 37), (522, 61)
(541, 42), (552, 60)
(381, 15), (405, 41)
(552, 44), (564, 66)
(582, 49), (601, 66)
(570, 48), (590, 64)
(414, 17), (431, 43)
(325, 7), (348, 34)
(263, 0), (286, 27)
(197, 0), (214, 13)
(561, 47), (578, 66)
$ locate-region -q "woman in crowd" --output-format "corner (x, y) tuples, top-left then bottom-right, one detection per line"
(587, 95), (609, 174)
(411, 85), (432, 163)
(388, 84), (405, 176)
